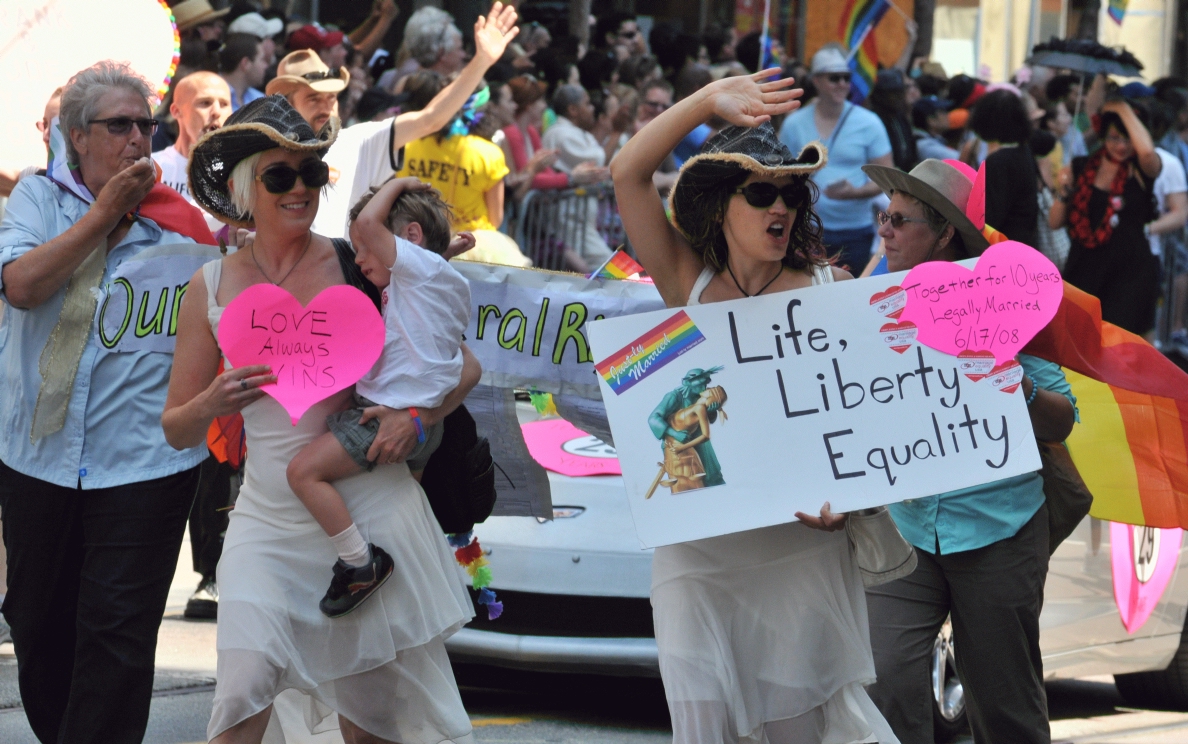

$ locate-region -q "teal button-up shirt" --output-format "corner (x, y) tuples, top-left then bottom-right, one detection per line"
(0, 176), (207, 489)
(889, 354), (1078, 555)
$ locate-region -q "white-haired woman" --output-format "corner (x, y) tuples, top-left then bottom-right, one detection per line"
(380, 7), (466, 92)
(164, 95), (482, 744)
(0, 61), (215, 742)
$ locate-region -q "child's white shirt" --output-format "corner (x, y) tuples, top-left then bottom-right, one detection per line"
(355, 236), (470, 409)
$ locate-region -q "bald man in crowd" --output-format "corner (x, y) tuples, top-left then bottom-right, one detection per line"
(150, 72), (234, 619)
(152, 71), (232, 232)
(0, 88), (62, 198)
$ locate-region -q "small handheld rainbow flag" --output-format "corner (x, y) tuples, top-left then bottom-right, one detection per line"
(589, 248), (645, 280)
(838, 0), (891, 102)
(595, 311), (706, 395)
(1108, 0), (1129, 24)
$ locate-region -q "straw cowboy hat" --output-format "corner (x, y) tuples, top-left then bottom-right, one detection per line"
(171, 0), (230, 32)
(862, 159), (990, 255)
(188, 95), (338, 228)
(668, 122), (827, 244)
(265, 50), (350, 97)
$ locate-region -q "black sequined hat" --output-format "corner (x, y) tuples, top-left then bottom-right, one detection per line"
(188, 95), (338, 228)
(669, 122), (826, 242)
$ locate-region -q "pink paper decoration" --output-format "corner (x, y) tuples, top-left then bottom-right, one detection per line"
(521, 419), (621, 477)
(218, 284), (385, 425)
(898, 241), (1063, 366)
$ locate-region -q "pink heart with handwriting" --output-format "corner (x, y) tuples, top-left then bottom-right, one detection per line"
(218, 284), (385, 425)
(899, 241), (1062, 365)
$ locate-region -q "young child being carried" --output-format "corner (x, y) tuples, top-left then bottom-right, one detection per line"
(287, 177), (475, 618)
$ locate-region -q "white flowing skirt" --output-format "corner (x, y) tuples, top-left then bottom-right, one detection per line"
(652, 522), (899, 744)
(207, 395), (475, 743)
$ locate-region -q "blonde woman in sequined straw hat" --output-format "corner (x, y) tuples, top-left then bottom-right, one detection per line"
(164, 94), (483, 743)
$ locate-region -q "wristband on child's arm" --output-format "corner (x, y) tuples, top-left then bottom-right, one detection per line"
(408, 407), (427, 444)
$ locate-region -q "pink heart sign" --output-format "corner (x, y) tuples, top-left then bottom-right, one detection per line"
(218, 284), (385, 425)
(899, 241), (1062, 365)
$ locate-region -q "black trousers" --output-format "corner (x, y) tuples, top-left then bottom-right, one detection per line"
(0, 460), (198, 744)
(866, 504), (1051, 744)
(190, 454), (233, 580)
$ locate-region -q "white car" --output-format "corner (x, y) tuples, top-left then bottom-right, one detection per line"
(445, 403), (1188, 741)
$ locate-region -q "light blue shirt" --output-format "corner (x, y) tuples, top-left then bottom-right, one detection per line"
(889, 354), (1079, 555)
(0, 176), (207, 489)
(230, 85), (265, 112)
(778, 102), (891, 232)
(674, 124), (713, 168)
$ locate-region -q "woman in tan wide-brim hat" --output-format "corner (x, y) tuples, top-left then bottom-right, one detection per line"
(164, 94), (482, 744)
(611, 68), (902, 744)
(862, 157), (1076, 744)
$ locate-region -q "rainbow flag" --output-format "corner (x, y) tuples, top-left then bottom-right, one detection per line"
(1023, 283), (1188, 527)
(589, 248), (645, 280)
(1108, 0), (1129, 24)
(838, 0), (890, 102)
(595, 311), (706, 395)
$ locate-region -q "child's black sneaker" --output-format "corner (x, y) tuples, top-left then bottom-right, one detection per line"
(319, 544), (394, 618)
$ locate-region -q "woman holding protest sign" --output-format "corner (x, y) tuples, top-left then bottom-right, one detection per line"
(862, 158), (1077, 744)
(162, 95), (482, 744)
(611, 70), (900, 744)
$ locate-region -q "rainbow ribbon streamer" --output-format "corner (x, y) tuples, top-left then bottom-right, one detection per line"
(595, 310), (706, 396)
(588, 248), (645, 280)
(1107, 0), (1129, 24)
(448, 532), (503, 619)
(838, 0), (891, 102)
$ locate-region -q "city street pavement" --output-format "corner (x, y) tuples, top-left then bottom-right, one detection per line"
(4, 533), (1188, 743)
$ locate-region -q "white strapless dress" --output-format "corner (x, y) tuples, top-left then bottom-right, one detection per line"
(202, 261), (475, 743)
(651, 267), (899, 744)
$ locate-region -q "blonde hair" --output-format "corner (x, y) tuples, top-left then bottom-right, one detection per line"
(228, 152), (263, 218)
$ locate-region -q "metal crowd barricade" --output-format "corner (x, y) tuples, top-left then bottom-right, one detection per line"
(1157, 224), (1188, 357)
(512, 183), (630, 271)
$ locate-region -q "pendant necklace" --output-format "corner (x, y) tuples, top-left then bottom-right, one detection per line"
(726, 261), (783, 298)
(252, 232), (312, 287)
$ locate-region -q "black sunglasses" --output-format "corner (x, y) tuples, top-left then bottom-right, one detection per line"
(825, 72), (852, 84)
(734, 182), (808, 209)
(89, 117), (158, 136)
(302, 67), (346, 83)
(255, 160), (330, 194)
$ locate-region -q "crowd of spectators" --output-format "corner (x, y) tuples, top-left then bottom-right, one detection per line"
(2, 0), (1187, 338)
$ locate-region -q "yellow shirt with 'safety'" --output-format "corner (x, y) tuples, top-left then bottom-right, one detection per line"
(396, 134), (510, 232)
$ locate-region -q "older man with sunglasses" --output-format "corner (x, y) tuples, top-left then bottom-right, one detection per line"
(268, 1), (523, 241)
(0, 61), (215, 743)
(778, 44), (893, 276)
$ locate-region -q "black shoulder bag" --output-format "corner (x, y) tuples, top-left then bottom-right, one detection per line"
(331, 239), (496, 534)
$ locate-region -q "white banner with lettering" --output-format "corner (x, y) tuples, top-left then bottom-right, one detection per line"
(587, 268), (1042, 548)
(93, 243), (221, 354)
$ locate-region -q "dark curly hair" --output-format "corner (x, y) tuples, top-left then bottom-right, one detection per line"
(673, 160), (828, 272)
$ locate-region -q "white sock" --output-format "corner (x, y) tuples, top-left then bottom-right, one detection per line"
(329, 524), (370, 567)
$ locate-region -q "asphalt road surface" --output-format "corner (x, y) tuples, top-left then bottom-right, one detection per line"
(4, 533), (1188, 743)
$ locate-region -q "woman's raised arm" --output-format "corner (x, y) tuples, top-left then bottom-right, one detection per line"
(162, 268), (276, 450)
(610, 69), (802, 307)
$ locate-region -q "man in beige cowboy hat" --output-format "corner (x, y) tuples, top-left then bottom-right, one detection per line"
(172, 0), (229, 42)
(861, 159), (1077, 744)
(266, 1), (523, 240)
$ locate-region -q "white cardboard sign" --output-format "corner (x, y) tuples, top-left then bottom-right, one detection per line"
(587, 267), (1042, 548)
